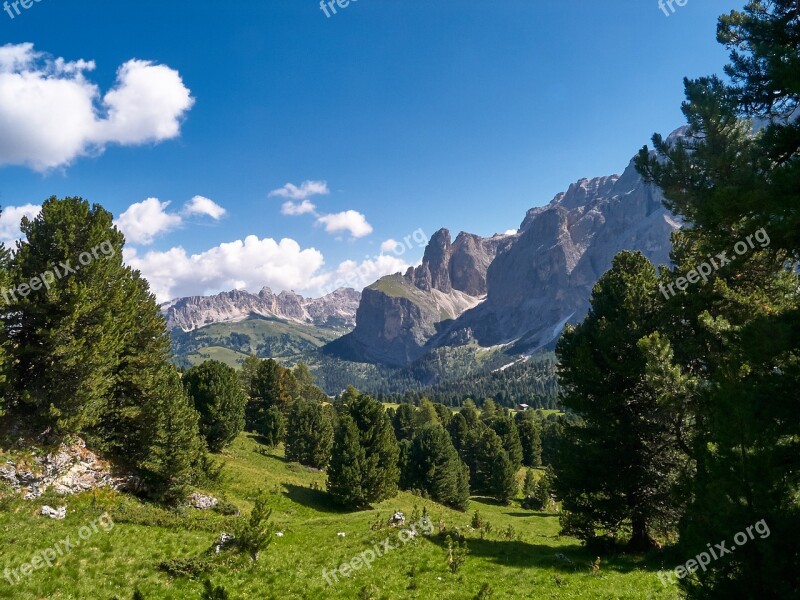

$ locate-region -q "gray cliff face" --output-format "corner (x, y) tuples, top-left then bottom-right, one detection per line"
(436, 158), (678, 350)
(162, 287), (361, 332)
(330, 149), (679, 366)
(328, 229), (509, 366)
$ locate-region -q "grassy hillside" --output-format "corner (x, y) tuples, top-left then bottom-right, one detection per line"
(0, 433), (680, 599)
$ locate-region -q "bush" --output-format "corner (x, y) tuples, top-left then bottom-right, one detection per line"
(158, 557), (215, 578)
(233, 491), (275, 561)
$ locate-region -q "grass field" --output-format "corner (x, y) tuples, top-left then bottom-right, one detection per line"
(0, 434), (681, 599)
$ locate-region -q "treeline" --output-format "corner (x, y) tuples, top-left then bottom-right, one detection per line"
(231, 357), (561, 510)
(309, 350), (560, 409)
(553, 3), (799, 598)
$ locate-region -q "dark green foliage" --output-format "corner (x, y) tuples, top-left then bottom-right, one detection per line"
(468, 426), (517, 504)
(327, 391), (400, 508)
(202, 580), (230, 600)
(326, 414), (366, 507)
(183, 360), (247, 452)
(555, 252), (689, 549)
(141, 368), (204, 505)
(489, 413), (523, 472)
(158, 556), (215, 578)
(257, 406), (285, 447)
(285, 399), (335, 469)
(392, 403), (415, 441)
(634, 1), (800, 595)
(404, 423), (470, 510)
(447, 412), (469, 457)
(515, 411), (542, 468)
(522, 469), (535, 498)
(234, 491), (275, 561)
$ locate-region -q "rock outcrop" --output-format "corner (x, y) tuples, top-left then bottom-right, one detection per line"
(1, 437), (124, 500)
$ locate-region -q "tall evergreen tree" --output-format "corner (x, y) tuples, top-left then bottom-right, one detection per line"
(404, 423), (470, 510)
(327, 390), (400, 508)
(490, 412), (523, 472)
(515, 411), (543, 468)
(183, 360), (247, 452)
(636, 1), (800, 594)
(327, 414), (366, 507)
(555, 251), (690, 550)
(285, 399), (335, 469)
(469, 426), (517, 504)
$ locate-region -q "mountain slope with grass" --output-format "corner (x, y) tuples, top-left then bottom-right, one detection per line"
(0, 433), (680, 599)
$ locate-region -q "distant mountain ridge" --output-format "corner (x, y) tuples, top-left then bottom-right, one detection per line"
(161, 287), (361, 332)
(327, 140), (680, 366)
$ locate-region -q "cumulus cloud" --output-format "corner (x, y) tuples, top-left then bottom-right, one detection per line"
(115, 195), (225, 245)
(115, 198), (183, 245)
(281, 199), (317, 216)
(125, 232), (416, 302)
(124, 236), (327, 302)
(0, 43), (193, 171)
(0, 203), (40, 245)
(380, 239), (401, 253)
(317, 254), (410, 297)
(316, 210), (373, 239)
(269, 180), (329, 200)
(504, 229), (518, 236)
(183, 195), (226, 220)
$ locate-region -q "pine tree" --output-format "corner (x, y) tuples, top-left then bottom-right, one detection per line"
(140, 367), (204, 504)
(392, 403), (415, 441)
(327, 414), (366, 507)
(447, 412), (469, 457)
(183, 360), (247, 452)
(327, 390), (400, 508)
(6, 197), (128, 433)
(405, 423), (470, 510)
(515, 411), (543, 468)
(635, 1), (800, 594)
(555, 252), (690, 550)
(490, 413), (523, 472)
(285, 399), (334, 468)
(469, 426), (517, 504)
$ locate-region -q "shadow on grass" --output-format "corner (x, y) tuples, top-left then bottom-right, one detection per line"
(282, 483), (352, 514)
(430, 533), (669, 574)
(503, 511), (555, 519)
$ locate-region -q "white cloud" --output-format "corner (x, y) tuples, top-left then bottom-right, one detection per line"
(380, 239), (401, 253)
(115, 198), (182, 245)
(281, 199), (317, 216)
(317, 254), (410, 296)
(316, 210), (373, 239)
(0, 203), (40, 245)
(0, 43), (193, 171)
(504, 229), (518, 236)
(115, 195), (227, 245)
(269, 180), (329, 200)
(124, 235), (327, 303)
(183, 195), (226, 220)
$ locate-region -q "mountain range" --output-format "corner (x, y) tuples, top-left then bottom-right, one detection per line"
(162, 135), (680, 383)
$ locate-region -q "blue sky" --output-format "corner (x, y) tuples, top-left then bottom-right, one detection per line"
(0, 0), (739, 301)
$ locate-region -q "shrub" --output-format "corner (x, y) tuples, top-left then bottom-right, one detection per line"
(234, 492), (275, 561)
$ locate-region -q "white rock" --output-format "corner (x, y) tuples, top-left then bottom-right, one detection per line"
(40, 505), (67, 520)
